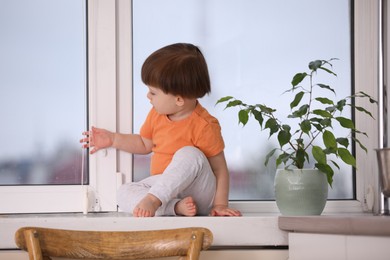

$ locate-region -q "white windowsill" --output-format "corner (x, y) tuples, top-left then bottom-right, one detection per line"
(279, 215), (390, 236)
(0, 200), (368, 249)
(0, 212), (288, 249)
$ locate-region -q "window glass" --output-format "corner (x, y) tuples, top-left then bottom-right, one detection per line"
(132, 0), (352, 200)
(0, 0), (87, 185)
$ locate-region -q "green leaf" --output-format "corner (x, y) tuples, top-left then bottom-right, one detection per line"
(291, 72), (307, 87)
(310, 117), (322, 123)
(323, 130), (337, 150)
(336, 138), (349, 148)
(282, 124), (291, 131)
(216, 96), (233, 105)
(289, 104), (309, 118)
(238, 109), (249, 126)
(319, 66), (337, 76)
(354, 91), (378, 104)
(295, 147), (307, 169)
(315, 97), (334, 105)
(324, 147), (337, 155)
(336, 99), (347, 111)
(309, 60), (322, 71)
(276, 152), (291, 166)
(265, 148), (278, 166)
(355, 106), (375, 118)
(258, 104), (276, 114)
(312, 123), (323, 131)
(300, 119), (311, 134)
(352, 137), (368, 153)
(312, 145), (326, 164)
(226, 100), (243, 108)
(317, 84), (335, 94)
(265, 118), (279, 137)
(315, 163), (334, 187)
(313, 109), (332, 118)
(338, 148), (356, 167)
(278, 130), (291, 147)
(353, 128), (368, 137)
(290, 91), (305, 109)
(252, 109), (264, 127)
(335, 117), (355, 129)
(320, 118), (332, 127)
(330, 160), (340, 170)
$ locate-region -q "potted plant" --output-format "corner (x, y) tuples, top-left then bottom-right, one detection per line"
(216, 59), (377, 215)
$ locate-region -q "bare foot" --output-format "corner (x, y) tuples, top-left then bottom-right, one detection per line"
(133, 194), (162, 217)
(174, 197), (197, 216)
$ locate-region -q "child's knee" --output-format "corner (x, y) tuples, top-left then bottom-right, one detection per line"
(175, 146), (205, 159)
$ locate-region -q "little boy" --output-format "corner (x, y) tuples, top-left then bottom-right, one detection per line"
(81, 43), (241, 217)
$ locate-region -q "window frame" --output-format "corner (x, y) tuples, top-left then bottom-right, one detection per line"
(0, 0), (381, 214)
(354, 0), (381, 214)
(0, 0), (119, 214)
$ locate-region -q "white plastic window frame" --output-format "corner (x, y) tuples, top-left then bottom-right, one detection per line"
(0, 0), (381, 214)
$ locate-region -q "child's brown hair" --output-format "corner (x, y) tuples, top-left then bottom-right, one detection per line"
(141, 43), (211, 98)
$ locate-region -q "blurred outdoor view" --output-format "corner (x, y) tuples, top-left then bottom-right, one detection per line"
(0, 0), (87, 185)
(132, 0), (353, 200)
(0, 0), (353, 200)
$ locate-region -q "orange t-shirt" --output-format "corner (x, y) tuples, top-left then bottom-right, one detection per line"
(140, 102), (225, 175)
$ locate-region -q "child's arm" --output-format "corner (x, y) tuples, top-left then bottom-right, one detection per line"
(208, 151), (242, 216)
(81, 126), (153, 155)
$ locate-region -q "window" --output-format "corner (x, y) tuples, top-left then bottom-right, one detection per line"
(0, 0), (119, 213)
(0, 0), (87, 186)
(0, 0), (380, 214)
(132, 0), (354, 200)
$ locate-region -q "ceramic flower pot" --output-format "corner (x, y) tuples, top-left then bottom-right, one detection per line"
(274, 169), (328, 216)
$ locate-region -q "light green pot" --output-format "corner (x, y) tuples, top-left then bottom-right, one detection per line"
(274, 169), (328, 216)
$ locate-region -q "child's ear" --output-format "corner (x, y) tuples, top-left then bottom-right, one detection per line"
(175, 96), (185, 107)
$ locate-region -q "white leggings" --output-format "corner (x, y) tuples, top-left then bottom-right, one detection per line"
(117, 146), (216, 216)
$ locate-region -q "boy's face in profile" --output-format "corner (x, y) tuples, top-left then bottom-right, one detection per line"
(146, 86), (182, 115)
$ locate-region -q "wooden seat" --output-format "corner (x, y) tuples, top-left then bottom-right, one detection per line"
(15, 226), (213, 260)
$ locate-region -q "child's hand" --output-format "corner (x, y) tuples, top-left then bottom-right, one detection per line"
(80, 126), (114, 154)
(209, 205), (242, 217)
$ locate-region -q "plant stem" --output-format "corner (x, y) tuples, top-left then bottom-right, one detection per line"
(297, 72), (314, 151)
